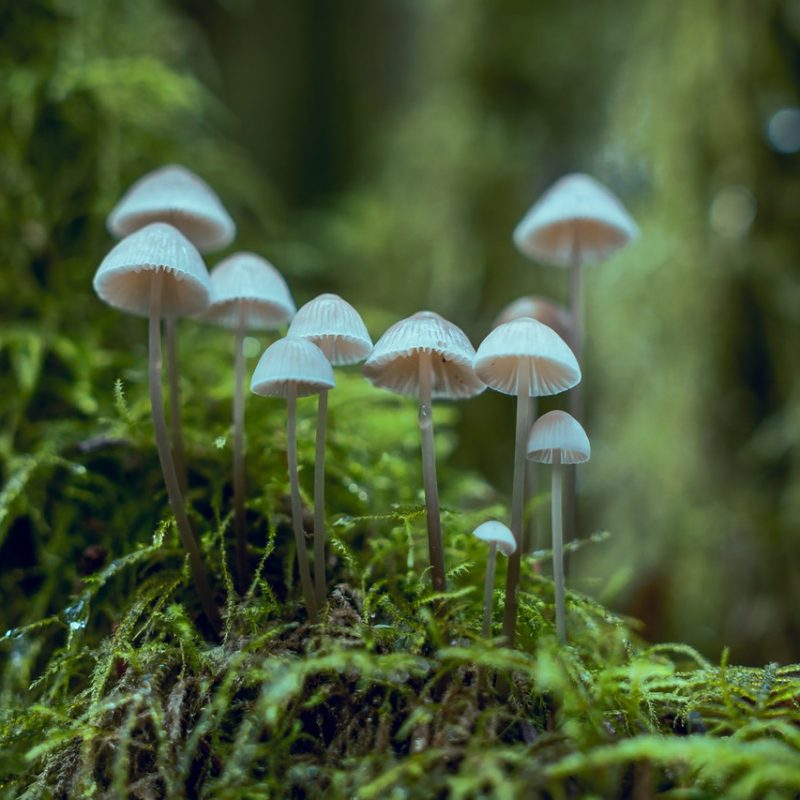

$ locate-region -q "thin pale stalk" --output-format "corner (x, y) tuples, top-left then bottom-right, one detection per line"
(233, 305), (248, 590)
(522, 396), (538, 554)
(482, 542), (498, 638)
(418, 350), (446, 593)
(567, 236), (582, 570)
(148, 273), (220, 633)
(313, 388), (328, 608)
(165, 316), (189, 494)
(552, 451), (566, 643)
(287, 386), (318, 621)
(502, 358), (531, 645)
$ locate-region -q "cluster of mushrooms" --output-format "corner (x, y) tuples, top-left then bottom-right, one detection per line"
(93, 165), (637, 643)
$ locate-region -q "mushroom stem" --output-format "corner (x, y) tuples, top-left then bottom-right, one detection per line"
(313, 387), (328, 608)
(165, 316), (189, 494)
(552, 450), (566, 643)
(482, 541), (498, 638)
(567, 237), (582, 570)
(233, 305), (248, 590)
(502, 358), (530, 645)
(418, 350), (446, 593)
(148, 272), (220, 633)
(287, 385), (318, 621)
(522, 395), (538, 554)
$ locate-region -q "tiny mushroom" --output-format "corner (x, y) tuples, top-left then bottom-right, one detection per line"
(513, 173), (637, 423)
(364, 311), (484, 593)
(527, 410), (591, 643)
(288, 294), (373, 607)
(492, 296), (575, 553)
(93, 222), (220, 631)
(472, 520), (516, 638)
(203, 252), (296, 590)
(107, 164), (237, 493)
(250, 336), (335, 622)
(474, 316), (580, 645)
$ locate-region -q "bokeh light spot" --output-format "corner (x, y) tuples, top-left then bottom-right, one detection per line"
(709, 186), (756, 238)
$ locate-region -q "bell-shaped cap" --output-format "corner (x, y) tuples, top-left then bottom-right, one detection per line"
(513, 173), (638, 266)
(527, 410), (590, 464)
(107, 164), (236, 253)
(472, 520), (516, 556)
(288, 293), (372, 366)
(204, 252), (296, 331)
(250, 336), (335, 398)
(363, 310), (484, 400)
(492, 296), (574, 346)
(474, 317), (580, 397)
(93, 223), (210, 317)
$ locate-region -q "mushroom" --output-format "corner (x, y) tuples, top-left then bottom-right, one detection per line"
(526, 410), (591, 643)
(93, 222), (220, 631)
(107, 164), (236, 492)
(512, 173), (637, 423)
(364, 311), (484, 593)
(472, 520), (516, 638)
(203, 253), (296, 590)
(250, 336), (335, 621)
(474, 317), (580, 645)
(492, 296), (575, 554)
(287, 293), (373, 607)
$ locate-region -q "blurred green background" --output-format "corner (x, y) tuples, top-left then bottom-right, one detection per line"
(2, 0), (799, 664)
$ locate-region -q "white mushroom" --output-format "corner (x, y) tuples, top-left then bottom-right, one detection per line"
(288, 294), (372, 607)
(474, 317), (580, 645)
(204, 252), (296, 590)
(93, 223), (220, 631)
(472, 520), (516, 638)
(527, 410), (591, 643)
(364, 311), (484, 592)
(250, 336), (334, 622)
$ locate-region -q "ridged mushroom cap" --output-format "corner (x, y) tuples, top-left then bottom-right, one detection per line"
(474, 317), (580, 397)
(204, 252), (296, 331)
(526, 410), (590, 464)
(492, 295), (574, 346)
(472, 520), (516, 556)
(250, 336), (335, 398)
(93, 223), (210, 317)
(288, 293), (372, 365)
(107, 164), (236, 253)
(513, 173), (638, 266)
(363, 311), (484, 399)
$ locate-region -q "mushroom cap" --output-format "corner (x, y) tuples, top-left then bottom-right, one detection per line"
(526, 410), (590, 464)
(472, 520), (517, 556)
(250, 336), (335, 398)
(288, 293), (373, 365)
(492, 295), (574, 346)
(474, 317), (580, 397)
(93, 222), (210, 317)
(363, 310), (484, 400)
(107, 164), (236, 253)
(513, 173), (638, 266)
(203, 252), (296, 331)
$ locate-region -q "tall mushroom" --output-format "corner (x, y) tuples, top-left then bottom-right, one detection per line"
(364, 311), (484, 593)
(250, 336), (334, 622)
(474, 317), (580, 645)
(107, 164), (236, 491)
(93, 222), (220, 631)
(492, 296), (574, 554)
(287, 294), (372, 607)
(203, 253), (296, 589)
(513, 174), (636, 551)
(527, 410), (591, 643)
(472, 520), (516, 638)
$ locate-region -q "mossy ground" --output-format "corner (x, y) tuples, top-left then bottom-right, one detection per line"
(2, 341), (800, 798)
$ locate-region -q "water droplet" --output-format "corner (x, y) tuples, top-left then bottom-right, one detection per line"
(334, 515), (353, 528)
(418, 404), (433, 429)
